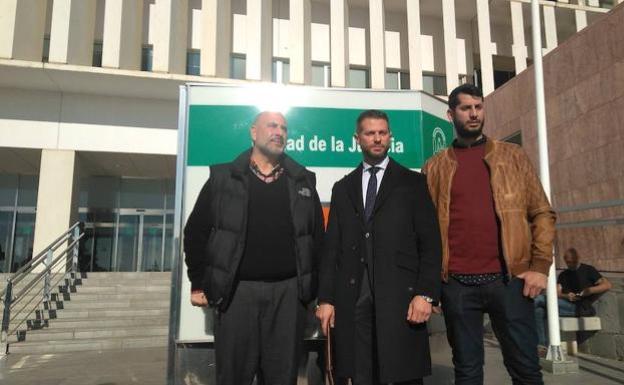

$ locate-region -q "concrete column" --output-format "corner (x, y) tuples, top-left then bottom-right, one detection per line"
(200, 0), (231, 77)
(368, 0), (385, 89)
(575, 1), (588, 32)
(442, 0), (458, 94)
(32, 150), (80, 269)
(543, 4), (557, 54)
(152, 0), (188, 74)
(246, 0), (272, 81)
(48, 0), (97, 65)
(0, 0), (47, 60)
(289, 0), (312, 84)
(102, 0), (143, 70)
(406, 0), (422, 90)
(476, 0), (494, 95)
(510, 1), (528, 74)
(330, 0), (349, 87)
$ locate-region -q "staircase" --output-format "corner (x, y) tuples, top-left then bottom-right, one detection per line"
(4, 271), (171, 354)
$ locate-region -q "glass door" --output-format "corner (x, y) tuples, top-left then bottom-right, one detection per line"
(0, 210), (14, 273)
(11, 210), (36, 272)
(115, 214), (140, 271)
(141, 215), (165, 271)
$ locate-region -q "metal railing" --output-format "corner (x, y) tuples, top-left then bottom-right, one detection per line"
(0, 222), (83, 356)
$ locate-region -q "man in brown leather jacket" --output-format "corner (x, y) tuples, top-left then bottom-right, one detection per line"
(423, 84), (556, 385)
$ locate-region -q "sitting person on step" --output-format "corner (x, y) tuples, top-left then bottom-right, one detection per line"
(534, 247), (612, 346)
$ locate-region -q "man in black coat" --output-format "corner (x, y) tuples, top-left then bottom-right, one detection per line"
(184, 111), (324, 385)
(316, 110), (442, 385)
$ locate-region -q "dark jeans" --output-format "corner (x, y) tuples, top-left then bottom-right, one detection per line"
(441, 277), (543, 385)
(533, 295), (577, 346)
(214, 277), (306, 385)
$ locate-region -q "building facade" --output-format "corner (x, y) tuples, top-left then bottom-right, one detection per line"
(484, 2), (624, 271)
(0, 0), (619, 274)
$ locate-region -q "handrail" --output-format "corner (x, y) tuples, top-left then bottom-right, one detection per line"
(11, 236), (83, 302)
(3, 222), (80, 291)
(1, 222), (83, 355)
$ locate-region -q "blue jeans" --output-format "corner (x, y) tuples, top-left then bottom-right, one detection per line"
(533, 295), (576, 346)
(441, 277), (543, 385)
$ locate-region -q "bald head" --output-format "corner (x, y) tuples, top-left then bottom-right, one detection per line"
(251, 111), (288, 158)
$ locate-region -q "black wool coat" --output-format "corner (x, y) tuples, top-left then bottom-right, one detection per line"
(318, 158), (442, 383)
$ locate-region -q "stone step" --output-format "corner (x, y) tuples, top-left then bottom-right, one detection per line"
(39, 315), (169, 330)
(78, 278), (171, 286)
(70, 285), (170, 294)
(9, 325), (169, 343)
(48, 299), (170, 310)
(83, 272), (171, 279)
(61, 292), (172, 302)
(12, 306), (170, 320)
(8, 335), (168, 354)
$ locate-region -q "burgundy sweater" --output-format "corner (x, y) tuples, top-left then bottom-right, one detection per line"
(447, 143), (503, 275)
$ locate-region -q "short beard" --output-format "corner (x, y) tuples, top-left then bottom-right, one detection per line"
(362, 147), (389, 164)
(453, 117), (484, 140)
(256, 141), (284, 159)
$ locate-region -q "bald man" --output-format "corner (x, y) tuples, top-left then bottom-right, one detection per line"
(184, 111), (324, 385)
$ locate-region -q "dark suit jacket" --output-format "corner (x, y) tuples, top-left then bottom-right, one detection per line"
(318, 158), (442, 383)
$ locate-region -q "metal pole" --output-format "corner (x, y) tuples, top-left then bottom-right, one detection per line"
(72, 225), (80, 274)
(1, 281), (12, 356)
(530, 0), (563, 362)
(43, 249), (53, 303)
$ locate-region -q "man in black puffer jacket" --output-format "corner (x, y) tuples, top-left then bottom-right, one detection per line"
(184, 111), (324, 385)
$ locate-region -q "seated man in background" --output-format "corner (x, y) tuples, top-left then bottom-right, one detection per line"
(534, 247), (612, 347)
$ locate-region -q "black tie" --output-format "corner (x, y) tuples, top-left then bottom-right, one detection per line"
(364, 166), (380, 221)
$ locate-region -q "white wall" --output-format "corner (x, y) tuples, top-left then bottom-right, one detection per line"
(0, 87), (177, 155)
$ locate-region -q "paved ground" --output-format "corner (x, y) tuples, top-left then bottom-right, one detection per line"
(1, 336), (623, 385)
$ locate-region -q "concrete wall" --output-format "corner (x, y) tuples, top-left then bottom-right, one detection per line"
(579, 274), (624, 360)
(483, 2), (624, 271)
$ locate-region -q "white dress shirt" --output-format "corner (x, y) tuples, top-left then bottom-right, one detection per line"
(361, 156), (390, 209)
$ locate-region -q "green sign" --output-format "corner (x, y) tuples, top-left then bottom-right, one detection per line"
(187, 105), (452, 168)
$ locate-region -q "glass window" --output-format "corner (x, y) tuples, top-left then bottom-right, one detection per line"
(164, 179), (175, 211)
(504, 131), (523, 146)
(400, 72), (411, 90)
(81, 177), (119, 210)
(348, 68), (370, 89)
(494, 69), (515, 89)
(11, 212), (35, 272)
(120, 179), (164, 210)
(0, 175), (18, 207)
(423, 73), (447, 96)
(42, 36), (50, 62)
(272, 60), (290, 84)
(142, 45), (153, 71)
(231, 55), (246, 80)
(0, 210), (14, 273)
(186, 50), (200, 75)
(92, 41), (103, 67)
(17, 175), (38, 207)
(311, 64), (329, 87)
(385, 71), (399, 90)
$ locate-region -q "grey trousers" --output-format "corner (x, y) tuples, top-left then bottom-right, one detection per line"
(214, 277), (306, 385)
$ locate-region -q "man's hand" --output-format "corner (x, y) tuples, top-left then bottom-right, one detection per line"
(517, 271), (548, 299)
(315, 303), (335, 336)
(190, 291), (208, 307)
(407, 296), (432, 324)
(566, 292), (579, 302)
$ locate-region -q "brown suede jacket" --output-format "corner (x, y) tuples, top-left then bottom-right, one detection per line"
(422, 139), (556, 281)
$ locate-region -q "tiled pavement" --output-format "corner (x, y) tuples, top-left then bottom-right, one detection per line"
(1, 335), (623, 385)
